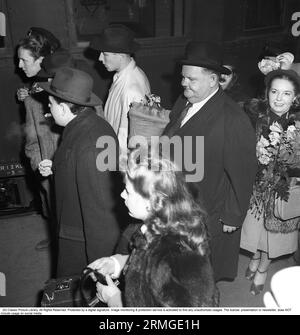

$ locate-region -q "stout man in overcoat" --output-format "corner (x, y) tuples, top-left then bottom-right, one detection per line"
(163, 42), (257, 281)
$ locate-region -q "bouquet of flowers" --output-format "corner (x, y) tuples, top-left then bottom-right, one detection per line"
(128, 94), (170, 145)
(251, 120), (300, 220)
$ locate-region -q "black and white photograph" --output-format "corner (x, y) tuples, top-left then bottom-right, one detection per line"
(0, 0), (299, 317)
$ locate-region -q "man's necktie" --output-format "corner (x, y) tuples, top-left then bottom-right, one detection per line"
(163, 102), (192, 137)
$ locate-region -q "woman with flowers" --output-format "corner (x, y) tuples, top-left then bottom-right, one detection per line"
(241, 69), (300, 295)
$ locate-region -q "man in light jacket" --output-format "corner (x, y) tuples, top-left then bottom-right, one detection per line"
(90, 24), (150, 156)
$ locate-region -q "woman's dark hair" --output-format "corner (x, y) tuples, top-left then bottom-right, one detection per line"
(265, 73), (300, 107)
(18, 28), (60, 60)
(27, 27), (61, 52)
(125, 149), (209, 255)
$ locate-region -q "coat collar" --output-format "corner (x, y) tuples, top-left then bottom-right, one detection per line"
(62, 107), (94, 141)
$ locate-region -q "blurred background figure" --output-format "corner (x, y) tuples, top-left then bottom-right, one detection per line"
(220, 54), (249, 105)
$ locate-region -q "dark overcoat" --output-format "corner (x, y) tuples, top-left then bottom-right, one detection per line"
(54, 109), (121, 276)
(163, 89), (257, 280)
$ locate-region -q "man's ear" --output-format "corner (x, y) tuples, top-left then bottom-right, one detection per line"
(210, 73), (219, 87)
(60, 102), (69, 115)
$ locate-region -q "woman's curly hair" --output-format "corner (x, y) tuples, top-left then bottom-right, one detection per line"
(125, 149), (209, 255)
(18, 28), (60, 59)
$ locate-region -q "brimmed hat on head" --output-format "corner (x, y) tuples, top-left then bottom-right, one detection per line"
(39, 67), (102, 106)
(90, 24), (140, 54)
(38, 50), (75, 78)
(265, 69), (300, 89)
(181, 42), (231, 75)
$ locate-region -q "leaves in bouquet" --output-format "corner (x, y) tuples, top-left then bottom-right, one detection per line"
(145, 94), (161, 108)
(129, 94), (170, 120)
(275, 178), (290, 201)
(253, 120), (300, 215)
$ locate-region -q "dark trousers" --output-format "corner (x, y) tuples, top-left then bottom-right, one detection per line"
(56, 238), (87, 277)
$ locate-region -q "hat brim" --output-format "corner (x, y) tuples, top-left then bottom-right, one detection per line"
(38, 82), (102, 107)
(180, 59), (231, 75)
(89, 37), (140, 54)
(36, 68), (53, 79)
(264, 69), (300, 88)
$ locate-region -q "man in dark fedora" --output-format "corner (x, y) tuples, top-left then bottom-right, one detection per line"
(90, 24), (150, 156)
(25, 49), (101, 252)
(163, 41), (257, 282)
(38, 67), (121, 277)
(40, 50), (104, 117)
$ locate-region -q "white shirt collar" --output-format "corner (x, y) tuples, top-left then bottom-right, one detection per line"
(181, 87), (219, 127)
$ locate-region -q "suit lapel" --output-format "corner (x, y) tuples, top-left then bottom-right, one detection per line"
(176, 89), (224, 135)
(163, 95), (187, 135)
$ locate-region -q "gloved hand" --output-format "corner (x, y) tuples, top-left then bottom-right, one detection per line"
(38, 159), (53, 177)
(87, 257), (116, 281)
(96, 275), (123, 307)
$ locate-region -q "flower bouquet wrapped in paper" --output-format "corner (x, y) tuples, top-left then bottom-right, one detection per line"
(128, 94), (170, 145)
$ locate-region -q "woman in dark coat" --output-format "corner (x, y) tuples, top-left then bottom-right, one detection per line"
(88, 149), (218, 307)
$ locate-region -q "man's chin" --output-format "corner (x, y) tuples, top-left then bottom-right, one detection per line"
(183, 91), (191, 98)
(25, 73), (35, 78)
(104, 66), (113, 72)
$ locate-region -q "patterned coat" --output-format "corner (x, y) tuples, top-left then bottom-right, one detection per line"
(24, 93), (61, 170)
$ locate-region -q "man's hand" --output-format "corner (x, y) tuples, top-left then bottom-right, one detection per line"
(222, 224), (238, 233)
(17, 88), (29, 101)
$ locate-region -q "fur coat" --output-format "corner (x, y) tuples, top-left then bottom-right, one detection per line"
(123, 229), (219, 307)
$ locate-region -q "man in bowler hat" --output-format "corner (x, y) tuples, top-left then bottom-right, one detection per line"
(90, 24), (150, 156)
(163, 42), (257, 281)
(39, 68), (120, 277)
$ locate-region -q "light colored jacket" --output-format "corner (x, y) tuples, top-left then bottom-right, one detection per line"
(104, 58), (150, 154)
